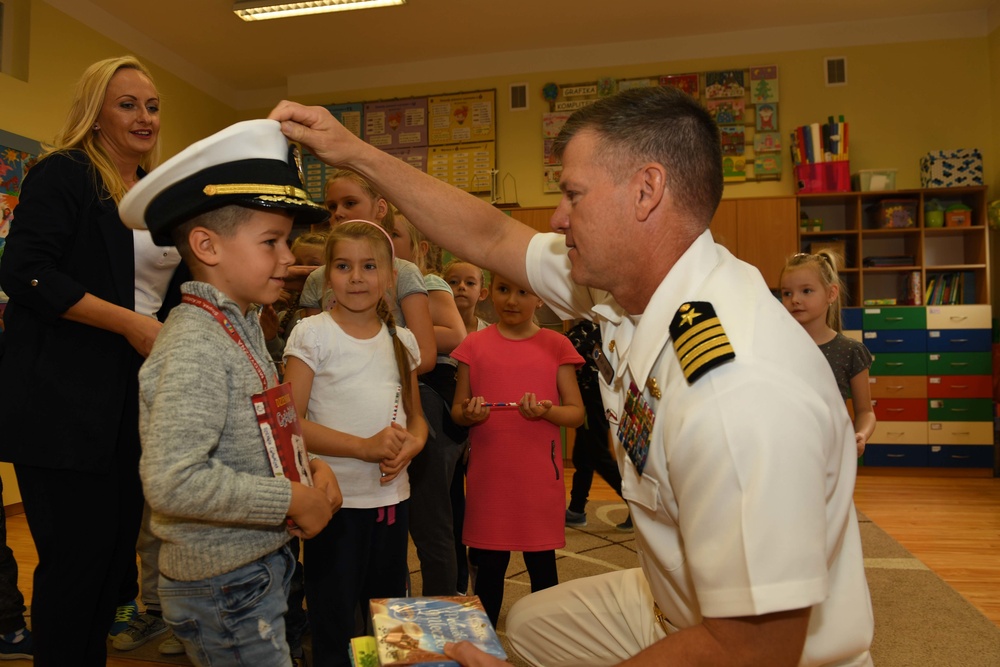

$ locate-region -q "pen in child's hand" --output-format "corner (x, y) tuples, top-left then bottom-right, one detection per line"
(481, 402), (519, 407)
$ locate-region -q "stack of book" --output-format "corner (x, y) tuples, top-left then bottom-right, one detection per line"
(925, 273), (973, 305)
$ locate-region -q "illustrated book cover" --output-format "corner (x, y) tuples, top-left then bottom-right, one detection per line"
(369, 596), (506, 666)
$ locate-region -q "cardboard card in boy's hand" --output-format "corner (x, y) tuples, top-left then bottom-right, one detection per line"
(253, 382), (312, 486)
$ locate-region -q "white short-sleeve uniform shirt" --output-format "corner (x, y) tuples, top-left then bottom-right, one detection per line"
(525, 229), (873, 666)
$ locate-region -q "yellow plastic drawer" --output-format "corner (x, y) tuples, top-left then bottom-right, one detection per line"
(925, 305), (991, 330)
(927, 421), (994, 445)
(870, 421), (928, 445)
(868, 375), (928, 399)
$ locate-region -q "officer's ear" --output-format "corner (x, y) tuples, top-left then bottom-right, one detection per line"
(634, 162), (666, 222)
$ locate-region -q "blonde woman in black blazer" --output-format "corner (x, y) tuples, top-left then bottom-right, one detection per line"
(0, 56), (174, 667)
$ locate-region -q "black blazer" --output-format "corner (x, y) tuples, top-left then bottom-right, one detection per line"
(0, 151), (141, 472)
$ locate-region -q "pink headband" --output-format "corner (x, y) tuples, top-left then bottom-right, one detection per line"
(338, 218), (395, 261)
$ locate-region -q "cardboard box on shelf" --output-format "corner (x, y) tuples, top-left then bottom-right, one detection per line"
(919, 149), (983, 188)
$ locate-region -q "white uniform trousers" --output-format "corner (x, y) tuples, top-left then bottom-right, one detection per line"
(506, 568), (668, 666)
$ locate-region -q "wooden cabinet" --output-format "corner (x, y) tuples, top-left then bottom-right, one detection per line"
(797, 186), (989, 306)
(710, 198), (798, 289)
(505, 206), (555, 234)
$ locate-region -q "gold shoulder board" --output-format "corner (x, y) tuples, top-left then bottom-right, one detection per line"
(669, 301), (735, 383)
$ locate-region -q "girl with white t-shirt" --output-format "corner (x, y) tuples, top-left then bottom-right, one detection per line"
(283, 221), (427, 667)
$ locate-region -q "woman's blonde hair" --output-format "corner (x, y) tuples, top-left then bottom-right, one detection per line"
(781, 249), (845, 331)
(42, 55), (160, 205)
(325, 221), (415, 419)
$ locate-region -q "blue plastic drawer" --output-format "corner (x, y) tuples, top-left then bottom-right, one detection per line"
(864, 444), (929, 467)
(862, 329), (926, 353)
(842, 308), (863, 331)
(926, 328), (992, 353)
(927, 445), (995, 468)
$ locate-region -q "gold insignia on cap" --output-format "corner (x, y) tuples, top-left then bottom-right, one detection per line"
(203, 183), (316, 203)
(608, 340), (616, 353)
(669, 301), (735, 383)
(646, 377), (662, 399)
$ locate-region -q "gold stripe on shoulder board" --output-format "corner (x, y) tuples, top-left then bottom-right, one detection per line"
(669, 302), (735, 383)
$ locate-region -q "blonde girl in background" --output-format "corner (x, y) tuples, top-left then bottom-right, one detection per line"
(443, 259), (490, 336)
(283, 221), (427, 667)
(384, 211), (471, 595)
(780, 250), (876, 457)
(450, 274), (585, 625)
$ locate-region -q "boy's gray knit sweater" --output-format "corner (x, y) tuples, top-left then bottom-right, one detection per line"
(139, 281), (293, 581)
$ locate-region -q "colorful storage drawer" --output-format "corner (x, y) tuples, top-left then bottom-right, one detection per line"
(928, 421), (993, 445)
(864, 444), (929, 467)
(862, 307), (927, 330)
(842, 307), (863, 331)
(872, 398), (927, 421)
(871, 421), (928, 444)
(926, 305), (991, 330)
(863, 329), (926, 353)
(870, 354), (927, 376)
(925, 329), (991, 353)
(927, 398), (993, 422)
(869, 375), (927, 399)
(927, 445), (994, 468)
(926, 352), (991, 375)
(927, 375), (993, 398)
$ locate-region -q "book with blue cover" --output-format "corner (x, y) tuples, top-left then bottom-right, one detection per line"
(368, 596), (506, 666)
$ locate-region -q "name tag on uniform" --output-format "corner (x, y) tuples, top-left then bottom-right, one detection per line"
(593, 345), (614, 385)
(618, 381), (654, 475)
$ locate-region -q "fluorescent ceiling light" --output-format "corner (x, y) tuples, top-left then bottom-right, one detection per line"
(234, 0), (406, 22)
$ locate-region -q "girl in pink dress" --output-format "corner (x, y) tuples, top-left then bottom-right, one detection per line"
(450, 274), (584, 625)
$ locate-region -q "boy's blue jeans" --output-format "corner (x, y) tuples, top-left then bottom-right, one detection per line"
(158, 545), (295, 667)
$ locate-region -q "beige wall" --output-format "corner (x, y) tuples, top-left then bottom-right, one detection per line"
(246, 37), (992, 207)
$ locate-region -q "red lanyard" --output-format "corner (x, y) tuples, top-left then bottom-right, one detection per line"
(182, 294), (272, 390)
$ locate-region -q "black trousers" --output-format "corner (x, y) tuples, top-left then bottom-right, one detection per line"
(0, 475), (26, 635)
(15, 445), (143, 666)
(304, 502), (410, 667)
(568, 390), (623, 513)
(408, 384), (465, 595)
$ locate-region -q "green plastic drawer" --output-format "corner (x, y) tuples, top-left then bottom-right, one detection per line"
(870, 353), (927, 376)
(926, 352), (991, 376)
(862, 307), (927, 330)
(927, 398), (994, 422)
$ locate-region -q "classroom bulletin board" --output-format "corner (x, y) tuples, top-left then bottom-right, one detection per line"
(539, 67), (780, 191)
(300, 89), (497, 202)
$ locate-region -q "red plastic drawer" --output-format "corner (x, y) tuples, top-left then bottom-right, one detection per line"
(926, 375), (992, 398)
(871, 398), (927, 421)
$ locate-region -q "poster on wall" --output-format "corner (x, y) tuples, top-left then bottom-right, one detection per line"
(659, 73), (699, 99)
(0, 135), (40, 263)
(300, 151), (331, 203)
(364, 98), (428, 150)
(324, 103), (364, 139)
(385, 146), (429, 173)
(428, 142), (494, 193)
(704, 70), (745, 99)
(428, 91), (496, 145)
(750, 65), (779, 103)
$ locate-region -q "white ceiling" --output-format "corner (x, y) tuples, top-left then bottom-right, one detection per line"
(46, 0), (1000, 109)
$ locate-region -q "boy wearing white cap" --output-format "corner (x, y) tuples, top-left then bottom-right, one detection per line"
(119, 119), (342, 666)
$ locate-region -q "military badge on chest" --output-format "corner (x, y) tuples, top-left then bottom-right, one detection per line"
(618, 381), (654, 475)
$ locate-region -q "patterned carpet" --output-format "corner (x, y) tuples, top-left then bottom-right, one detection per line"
(114, 501), (1000, 665)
